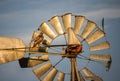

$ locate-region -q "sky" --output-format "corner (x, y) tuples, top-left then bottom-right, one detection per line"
(0, 0), (120, 81)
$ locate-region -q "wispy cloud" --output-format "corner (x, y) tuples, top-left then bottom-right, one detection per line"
(81, 8), (120, 19)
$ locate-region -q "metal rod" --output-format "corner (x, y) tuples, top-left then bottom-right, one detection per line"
(45, 44), (79, 47)
(28, 51), (75, 57)
(70, 58), (75, 81)
(0, 44), (79, 50)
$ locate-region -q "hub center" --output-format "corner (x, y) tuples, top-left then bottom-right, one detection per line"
(65, 44), (82, 57)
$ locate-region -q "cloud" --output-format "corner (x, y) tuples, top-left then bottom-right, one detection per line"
(81, 8), (120, 19)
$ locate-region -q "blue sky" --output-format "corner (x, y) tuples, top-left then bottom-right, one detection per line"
(0, 0), (120, 81)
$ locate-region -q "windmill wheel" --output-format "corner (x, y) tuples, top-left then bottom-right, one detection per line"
(0, 13), (111, 81)
(22, 13), (111, 81)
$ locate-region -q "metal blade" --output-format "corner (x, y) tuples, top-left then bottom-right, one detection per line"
(106, 56), (112, 71)
(68, 28), (81, 44)
(82, 67), (103, 81)
(90, 54), (111, 61)
(0, 36), (25, 64)
(74, 16), (85, 34)
(62, 13), (72, 31)
(42, 68), (57, 81)
(33, 62), (52, 78)
(82, 67), (95, 77)
(31, 31), (39, 41)
(49, 16), (64, 35)
(39, 22), (57, 39)
(19, 55), (49, 68)
(57, 72), (65, 81)
(90, 54), (112, 71)
(85, 76), (103, 81)
(86, 29), (105, 44)
(90, 41), (110, 51)
(81, 21), (96, 39)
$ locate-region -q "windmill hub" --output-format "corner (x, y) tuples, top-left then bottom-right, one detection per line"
(65, 44), (82, 58)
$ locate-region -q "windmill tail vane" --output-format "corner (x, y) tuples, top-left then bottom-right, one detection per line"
(0, 13), (112, 81)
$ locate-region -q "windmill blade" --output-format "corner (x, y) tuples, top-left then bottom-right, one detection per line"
(49, 16), (64, 35)
(62, 13), (72, 31)
(30, 31), (43, 47)
(42, 68), (57, 81)
(29, 31), (39, 47)
(0, 36), (25, 64)
(102, 18), (104, 31)
(82, 67), (103, 81)
(19, 55), (49, 68)
(74, 16), (85, 34)
(82, 67), (94, 78)
(85, 76), (103, 81)
(31, 31), (39, 41)
(81, 20), (96, 39)
(90, 54), (112, 71)
(39, 22), (57, 39)
(90, 41), (110, 51)
(90, 54), (111, 61)
(68, 28), (81, 44)
(33, 62), (52, 79)
(30, 31), (51, 47)
(86, 28), (105, 44)
(105, 56), (112, 71)
(57, 72), (65, 81)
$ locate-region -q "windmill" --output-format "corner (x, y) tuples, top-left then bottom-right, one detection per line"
(0, 13), (111, 81)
